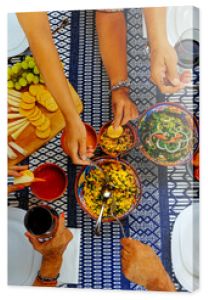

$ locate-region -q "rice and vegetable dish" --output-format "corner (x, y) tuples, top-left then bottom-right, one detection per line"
(100, 126), (134, 156)
(139, 109), (195, 164)
(83, 162), (139, 218)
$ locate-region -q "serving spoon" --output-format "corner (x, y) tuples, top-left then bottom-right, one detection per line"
(94, 186), (112, 236)
(110, 197), (126, 238)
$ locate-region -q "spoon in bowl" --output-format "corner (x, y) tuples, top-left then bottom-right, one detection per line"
(94, 186), (112, 236)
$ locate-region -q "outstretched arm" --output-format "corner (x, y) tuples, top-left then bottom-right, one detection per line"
(17, 12), (89, 165)
(96, 11), (138, 128)
(121, 238), (176, 292)
(143, 8), (191, 93)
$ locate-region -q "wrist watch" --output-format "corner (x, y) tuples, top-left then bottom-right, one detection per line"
(110, 80), (131, 93)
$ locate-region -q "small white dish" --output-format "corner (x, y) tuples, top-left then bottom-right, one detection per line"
(8, 13), (29, 57)
(171, 203), (199, 291)
(8, 207), (81, 286)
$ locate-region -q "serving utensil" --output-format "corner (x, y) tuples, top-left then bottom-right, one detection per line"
(94, 186), (112, 236)
(110, 197), (126, 238)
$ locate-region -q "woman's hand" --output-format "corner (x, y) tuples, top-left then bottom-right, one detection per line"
(150, 42), (191, 94)
(8, 165), (29, 177)
(63, 115), (91, 165)
(8, 165), (29, 194)
(121, 238), (176, 291)
(112, 88), (138, 128)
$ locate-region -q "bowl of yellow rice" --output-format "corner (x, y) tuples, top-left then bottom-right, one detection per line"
(98, 121), (137, 157)
(75, 157), (142, 222)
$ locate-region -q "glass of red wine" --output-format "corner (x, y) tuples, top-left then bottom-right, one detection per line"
(24, 205), (59, 242)
(174, 28), (199, 70)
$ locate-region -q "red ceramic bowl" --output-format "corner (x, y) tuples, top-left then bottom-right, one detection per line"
(61, 123), (97, 155)
(98, 121), (137, 158)
(31, 163), (68, 201)
(75, 157), (142, 222)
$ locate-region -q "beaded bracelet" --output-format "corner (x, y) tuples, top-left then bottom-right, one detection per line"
(110, 80), (130, 93)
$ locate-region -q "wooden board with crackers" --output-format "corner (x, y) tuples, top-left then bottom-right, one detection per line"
(8, 81), (83, 167)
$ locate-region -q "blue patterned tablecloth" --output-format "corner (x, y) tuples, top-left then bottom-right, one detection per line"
(8, 8), (199, 291)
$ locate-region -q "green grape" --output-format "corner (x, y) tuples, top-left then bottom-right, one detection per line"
(28, 60), (35, 69)
(40, 78), (45, 84)
(39, 74), (45, 83)
(15, 82), (21, 90)
(22, 72), (28, 79)
(21, 61), (29, 70)
(19, 77), (27, 87)
(25, 56), (32, 62)
(8, 80), (14, 89)
(11, 64), (20, 75)
(33, 66), (40, 74)
(26, 73), (34, 83)
(33, 75), (40, 84)
(8, 67), (12, 80)
(16, 62), (22, 69)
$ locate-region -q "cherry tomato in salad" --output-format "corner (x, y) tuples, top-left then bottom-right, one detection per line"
(194, 167), (199, 181)
(192, 151), (199, 167)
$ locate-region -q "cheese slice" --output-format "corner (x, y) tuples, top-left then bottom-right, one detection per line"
(8, 120), (27, 135)
(11, 121), (29, 140)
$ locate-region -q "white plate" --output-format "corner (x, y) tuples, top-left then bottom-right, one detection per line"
(8, 13), (29, 57)
(171, 203), (199, 291)
(8, 207), (41, 285)
(167, 6), (199, 46)
(8, 207), (81, 286)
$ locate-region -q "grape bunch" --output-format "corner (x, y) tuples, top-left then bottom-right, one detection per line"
(8, 56), (45, 90)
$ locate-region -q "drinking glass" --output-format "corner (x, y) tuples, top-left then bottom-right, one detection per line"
(24, 205), (59, 242)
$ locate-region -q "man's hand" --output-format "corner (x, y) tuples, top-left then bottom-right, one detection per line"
(150, 42), (191, 94)
(63, 115), (91, 165)
(26, 213), (73, 286)
(25, 212), (73, 257)
(112, 88), (138, 128)
(121, 238), (176, 291)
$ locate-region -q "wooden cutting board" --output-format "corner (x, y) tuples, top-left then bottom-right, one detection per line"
(8, 82), (83, 167)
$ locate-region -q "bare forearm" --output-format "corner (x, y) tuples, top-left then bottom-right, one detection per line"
(96, 12), (128, 86)
(146, 273), (176, 292)
(143, 8), (168, 48)
(17, 12), (78, 124)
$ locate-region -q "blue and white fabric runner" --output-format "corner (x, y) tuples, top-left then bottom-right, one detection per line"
(8, 8), (199, 291)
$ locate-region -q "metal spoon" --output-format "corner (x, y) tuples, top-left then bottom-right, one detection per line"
(94, 187), (111, 236)
(110, 197), (126, 238)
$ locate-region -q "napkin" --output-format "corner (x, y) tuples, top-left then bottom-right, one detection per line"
(58, 228), (81, 285)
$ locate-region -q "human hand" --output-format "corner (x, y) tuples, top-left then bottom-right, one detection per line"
(63, 115), (91, 165)
(8, 165), (29, 177)
(25, 212), (73, 258)
(8, 165), (29, 194)
(112, 88), (138, 128)
(150, 42), (191, 94)
(121, 238), (175, 291)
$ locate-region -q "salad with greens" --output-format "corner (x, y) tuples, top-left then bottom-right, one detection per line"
(138, 108), (195, 165)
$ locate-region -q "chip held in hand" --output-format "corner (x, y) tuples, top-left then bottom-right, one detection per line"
(13, 170), (34, 185)
(107, 125), (123, 139)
